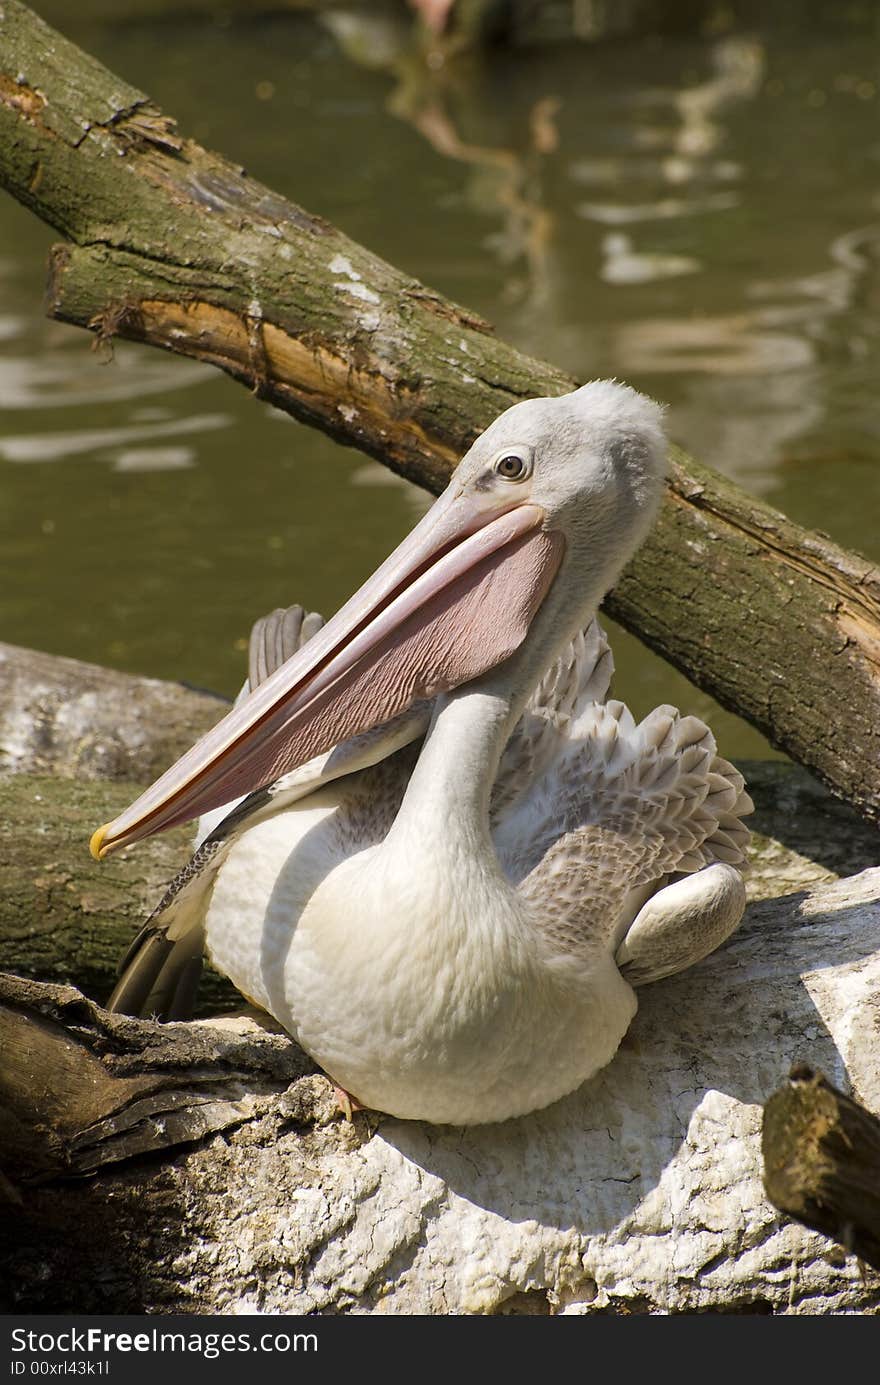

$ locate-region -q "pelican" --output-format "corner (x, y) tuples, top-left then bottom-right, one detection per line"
(93, 381), (752, 1126)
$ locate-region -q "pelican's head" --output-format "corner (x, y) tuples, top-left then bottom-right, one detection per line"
(452, 380), (666, 588)
(91, 381), (666, 859)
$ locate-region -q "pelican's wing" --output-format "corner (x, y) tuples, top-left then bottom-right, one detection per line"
(491, 618), (613, 818)
(494, 697), (752, 959)
(248, 605), (325, 693)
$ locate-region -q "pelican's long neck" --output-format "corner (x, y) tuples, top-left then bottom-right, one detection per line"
(398, 687), (511, 844)
(386, 554), (600, 865)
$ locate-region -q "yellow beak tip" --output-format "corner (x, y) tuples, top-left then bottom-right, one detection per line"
(89, 824), (110, 861)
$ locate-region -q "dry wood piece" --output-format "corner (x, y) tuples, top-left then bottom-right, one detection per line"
(1, 0), (880, 827)
(0, 971), (322, 1186)
(762, 1065), (880, 1271)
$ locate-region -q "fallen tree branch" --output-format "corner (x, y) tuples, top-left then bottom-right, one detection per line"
(0, 641), (240, 1006)
(2, 1), (880, 821)
(3, 641), (879, 999)
(763, 1066), (880, 1272)
(0, 973), (321, 1183)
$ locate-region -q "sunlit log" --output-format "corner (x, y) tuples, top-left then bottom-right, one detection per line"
(1, 1), (879, 823)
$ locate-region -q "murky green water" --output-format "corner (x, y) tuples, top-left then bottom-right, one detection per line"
(3, 6), (880, 762)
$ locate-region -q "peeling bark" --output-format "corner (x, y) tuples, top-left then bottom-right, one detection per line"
(1, 0), (880, 826)
(0, 974), (320, 1183)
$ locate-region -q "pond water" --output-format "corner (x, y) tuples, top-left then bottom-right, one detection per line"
(2, 5), (880, 764)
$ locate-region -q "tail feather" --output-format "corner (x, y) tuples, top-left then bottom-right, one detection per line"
(107, 925), (204, 1021)
(106, 845), (218, 1020)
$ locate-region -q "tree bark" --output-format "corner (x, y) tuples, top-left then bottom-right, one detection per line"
(763, 1067), (880, 1273)
(0, 973), (318, 1185)
(0, 641), (239, 1009)
(1, 1), (880, 822)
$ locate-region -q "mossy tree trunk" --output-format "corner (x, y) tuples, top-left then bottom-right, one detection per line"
(1, 0), (880, 823)
(0, 642), (239, 1009)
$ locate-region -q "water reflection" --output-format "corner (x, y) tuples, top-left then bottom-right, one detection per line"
(563, 41), (761, 303)
(615, 217), (880, 488)
(322, 23), (787, 428)
(350, 460), (433, 520)
(111, 446), (196, 474)
(598, 233), (701, 285)
(578, 192), (740, 226)
(323, 7), (561, 312)
(2, 10), (880, 758)
(0, 412), (229, 465)
(0, 338), (212, 410)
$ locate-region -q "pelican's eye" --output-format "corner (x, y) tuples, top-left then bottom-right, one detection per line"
(492, 449), (532, 482)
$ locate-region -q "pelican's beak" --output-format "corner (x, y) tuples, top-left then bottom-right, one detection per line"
(90, 485), (564, 859)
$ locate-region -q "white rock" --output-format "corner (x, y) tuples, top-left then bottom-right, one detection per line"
(187, 867), (880, 1315)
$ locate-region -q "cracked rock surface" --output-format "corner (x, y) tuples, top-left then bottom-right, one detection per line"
(5, 868), (878, 1315)
(174, 869), (880, 1315)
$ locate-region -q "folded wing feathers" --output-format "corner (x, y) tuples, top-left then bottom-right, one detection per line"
(495, 622), (753, 949)
(533, 620), (615, 724)
(492, 618), (614, 816)
(248, 604), (325, 692)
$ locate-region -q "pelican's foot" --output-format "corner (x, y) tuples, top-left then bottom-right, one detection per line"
(332, 1083), (364, 1122)
(614, 862), (746, 987)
